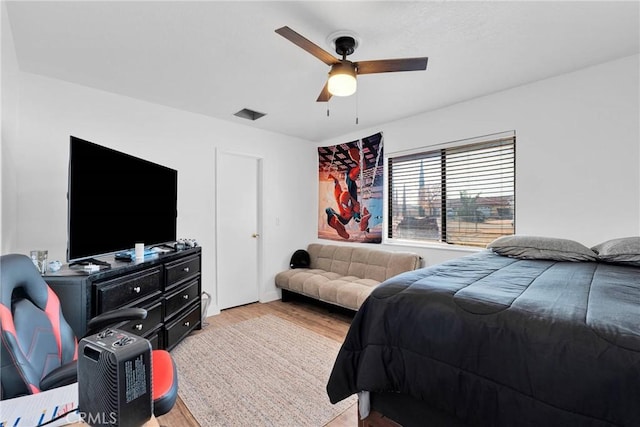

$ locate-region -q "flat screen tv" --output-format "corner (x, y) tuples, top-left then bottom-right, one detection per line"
(67, 136), (177, 263)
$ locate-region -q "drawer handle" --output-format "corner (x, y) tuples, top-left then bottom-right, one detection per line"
(133, 286), (141, 293)
(183, 267), (190, 273)
(134, 324), (143, 331)
(184, 321), (190, 327)
(182, 294), (189, 300)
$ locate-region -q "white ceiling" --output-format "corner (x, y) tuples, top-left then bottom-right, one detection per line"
(5, 1), (639, 142)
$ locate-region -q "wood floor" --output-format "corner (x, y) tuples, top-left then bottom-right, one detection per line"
(156, 299), (359, 427)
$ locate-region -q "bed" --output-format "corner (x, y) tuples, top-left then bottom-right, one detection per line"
(326, 236), (640, 427)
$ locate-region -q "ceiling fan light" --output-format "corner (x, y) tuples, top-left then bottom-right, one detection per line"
(328, 63), (357, 97)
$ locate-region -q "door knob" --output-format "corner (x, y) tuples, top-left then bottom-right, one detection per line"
(252, 233), (260, 238)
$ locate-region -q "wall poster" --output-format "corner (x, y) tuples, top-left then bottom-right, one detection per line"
(318, 132), (384, 243)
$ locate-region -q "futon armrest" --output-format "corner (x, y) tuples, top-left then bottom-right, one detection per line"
(40, 361), (78, 391)
(85, 307), (147, 336)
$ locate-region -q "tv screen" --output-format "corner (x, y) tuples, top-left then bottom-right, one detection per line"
(67, 136), (177, 263)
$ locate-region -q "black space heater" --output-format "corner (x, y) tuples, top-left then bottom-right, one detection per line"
(78, 328), (152, 427)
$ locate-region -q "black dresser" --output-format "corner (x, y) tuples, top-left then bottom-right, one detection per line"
(44, 247), (202, 351)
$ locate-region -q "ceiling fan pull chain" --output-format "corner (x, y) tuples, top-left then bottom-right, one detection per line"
(355, 90), (359, 125)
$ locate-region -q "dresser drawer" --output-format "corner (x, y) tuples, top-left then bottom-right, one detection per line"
(96, 267), (162, 312)
(165, 303), (200, 351)
(118, 300), (163, 338)
(165, 255), (200, 289)
(146, 328), (162, 350)
(165, 279), (200, 321)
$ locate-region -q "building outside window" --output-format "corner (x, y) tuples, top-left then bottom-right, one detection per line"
(387, 131), (515, 248)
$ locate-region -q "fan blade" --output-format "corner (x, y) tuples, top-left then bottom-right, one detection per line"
(356, 57), (428, 75)
(316, 82), (332, 102)
(275, 26), (340, 66)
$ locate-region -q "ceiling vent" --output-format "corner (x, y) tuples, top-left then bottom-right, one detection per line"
(234, 108), (266, 121)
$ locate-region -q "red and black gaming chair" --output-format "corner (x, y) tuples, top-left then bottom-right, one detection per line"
(0, 253), (178, 416)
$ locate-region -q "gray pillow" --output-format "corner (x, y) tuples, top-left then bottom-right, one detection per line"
(487, 235), (597, 262)
(591, 237), (640, 267)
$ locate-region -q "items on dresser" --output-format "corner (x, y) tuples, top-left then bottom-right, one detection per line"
(44, 247), (202, 350)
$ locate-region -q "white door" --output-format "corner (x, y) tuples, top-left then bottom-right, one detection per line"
(216, 151), (261, 310)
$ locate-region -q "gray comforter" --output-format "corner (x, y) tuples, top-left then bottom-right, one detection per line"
(326, 251), (640, 426)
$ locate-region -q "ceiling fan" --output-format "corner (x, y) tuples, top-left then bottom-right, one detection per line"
(275, 26), (428, 102)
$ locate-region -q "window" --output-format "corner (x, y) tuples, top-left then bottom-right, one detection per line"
(388, 133), (515, 247)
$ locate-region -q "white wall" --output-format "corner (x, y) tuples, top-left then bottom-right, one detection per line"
(3, 71), (317, 315)
(1, 0), (21, 254)
(320, 55), (640, 266)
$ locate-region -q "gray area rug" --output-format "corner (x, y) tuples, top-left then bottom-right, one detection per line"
(171, 314), (356, 426)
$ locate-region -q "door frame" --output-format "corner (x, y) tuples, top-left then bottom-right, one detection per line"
(214, 149), (263, 310)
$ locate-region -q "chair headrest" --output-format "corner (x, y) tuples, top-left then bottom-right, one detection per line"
(0, 254), (49, 309)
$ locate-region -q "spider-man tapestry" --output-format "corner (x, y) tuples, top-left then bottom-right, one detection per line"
(318, 132), (383, 243)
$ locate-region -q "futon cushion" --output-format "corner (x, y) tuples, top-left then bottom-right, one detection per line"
(276, 244), (421, 311)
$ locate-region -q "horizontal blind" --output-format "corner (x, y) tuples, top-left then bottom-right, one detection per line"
(388, 136), (515, 247)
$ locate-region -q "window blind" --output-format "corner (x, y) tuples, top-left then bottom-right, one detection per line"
(388, 135), (515, 247)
